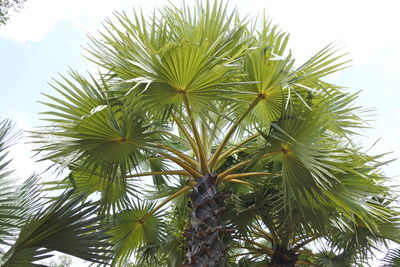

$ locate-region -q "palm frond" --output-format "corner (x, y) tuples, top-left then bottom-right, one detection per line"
(33, 71), (155, 178)
(382, 248), (400, 267)
(0, 119), (22, 247)
(87, 2), (249, 116)
(315, 250), (359, 267)
(1, 188), (112, 266)
(109, 202), (164, 265)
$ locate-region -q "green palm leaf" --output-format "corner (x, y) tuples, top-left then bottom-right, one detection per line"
(316, 250), (357, 267)
(0, 119), (21, 247)
(1, 119), (112, 266)
(1, 190), (112, 266)
(34, 71), (155, 178)
(69, 166), (138, 214)
(109, 203), (164, 265)
(87, 2), (249, 116)
(382, 248), (400, 267)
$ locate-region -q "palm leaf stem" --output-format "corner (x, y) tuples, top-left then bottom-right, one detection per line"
(159, 130), (196, 153)
(293, 236), (320, 250)
(260, 219), (280, 246)
(242, 239), (274, 256)
(157, 152), (202, 178)
(298, 249), (317, 257)
(216, 147), (258, 169)
(183, 96), (210, 174)
(229, 252), (261, 258)
(223, 172), (274, 181)
(217, 159), (253, 181)
(155, 143), (199, 168)
(217, 152), (278, 181)
(207, 106), (225, 150)
(228, 179), (255, 187)
(141, 185), (192, 223)
(250, 225), (274, 243)
(201, 122), (209, 158)
(171, 113), (200, 159)
(209, 96), (262, 169)
(217, 134), (259, 164)
(125, 170), (190, 178)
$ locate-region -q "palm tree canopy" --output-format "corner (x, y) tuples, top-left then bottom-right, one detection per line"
(31, 1), (399, 266)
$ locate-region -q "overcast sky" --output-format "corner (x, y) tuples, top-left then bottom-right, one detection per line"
(1, 0), (399, 265)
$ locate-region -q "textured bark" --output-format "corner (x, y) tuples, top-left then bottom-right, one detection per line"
(265, 246), (298, 267)
(184, 173), (227, 267)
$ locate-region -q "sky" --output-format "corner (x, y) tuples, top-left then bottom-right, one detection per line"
(0, 0), (399, 265)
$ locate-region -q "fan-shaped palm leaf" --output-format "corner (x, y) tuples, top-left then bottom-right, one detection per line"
(1, 191), (112, 266)
(0, 119), (112, 266)
(109, 202), (164, 265)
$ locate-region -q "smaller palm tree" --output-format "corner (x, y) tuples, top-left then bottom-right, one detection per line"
(226, 182), (400, 266)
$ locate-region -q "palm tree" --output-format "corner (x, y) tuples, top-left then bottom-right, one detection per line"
(225, 168), (400, 266)
(0, 118), (112, 266)
(127, 98), (400, 267)
(32, 1), (399, 266)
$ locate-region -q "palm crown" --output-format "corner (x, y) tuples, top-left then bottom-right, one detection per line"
(31, 1), (399, 266)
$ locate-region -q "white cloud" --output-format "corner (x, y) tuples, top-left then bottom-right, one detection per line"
(232, 0), (400, 65)
(0, 0), (126, 42)
(3, 0), (398, 67)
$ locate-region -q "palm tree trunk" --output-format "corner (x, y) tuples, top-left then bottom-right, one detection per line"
(184, 173), (227, 267)
(265, 247), (298, 267)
